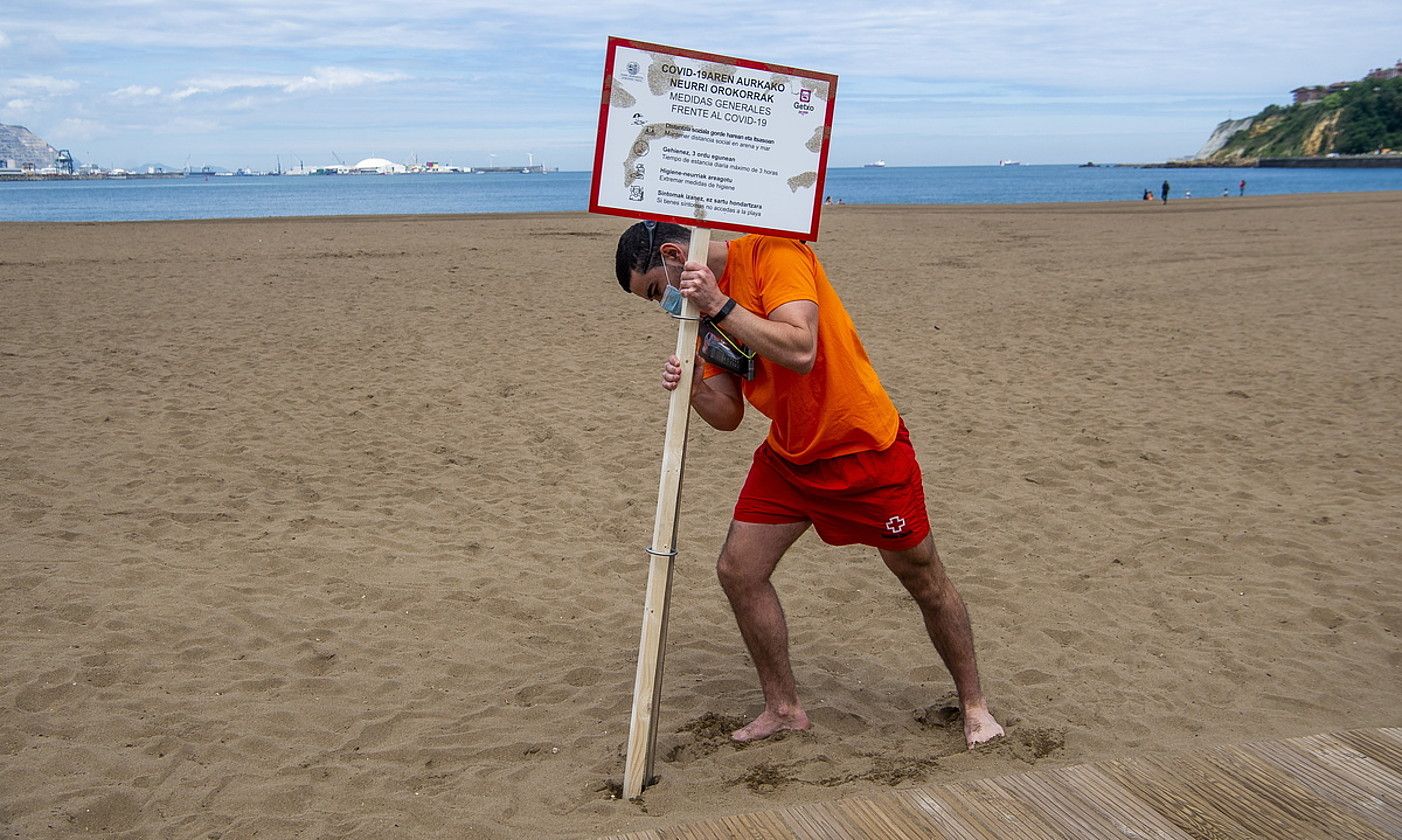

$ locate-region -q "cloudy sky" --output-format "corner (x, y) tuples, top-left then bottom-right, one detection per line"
(2, 1), (1398, 170)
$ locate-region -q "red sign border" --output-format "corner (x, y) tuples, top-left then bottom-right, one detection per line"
(589, 36), (838, 241)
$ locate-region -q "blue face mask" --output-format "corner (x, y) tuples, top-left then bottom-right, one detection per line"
(659, 284), (685, 316)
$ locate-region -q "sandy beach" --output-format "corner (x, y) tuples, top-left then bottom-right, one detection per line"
(2, 192), (1399, 838)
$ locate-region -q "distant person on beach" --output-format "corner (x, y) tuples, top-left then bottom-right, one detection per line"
(1161, 180), (1170, 204)
(1143, 188), (1154, 201)
(1239, 179), (1247, 197)
(1222, 188), (1230, 197)
(613, 221), (1005, 750)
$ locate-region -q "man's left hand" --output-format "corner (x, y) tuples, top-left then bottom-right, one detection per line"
(679, 260), (727, 317)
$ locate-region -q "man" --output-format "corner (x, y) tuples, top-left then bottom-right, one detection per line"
(1161, 180), (1170, 205)
(613, 221), (1004, 749)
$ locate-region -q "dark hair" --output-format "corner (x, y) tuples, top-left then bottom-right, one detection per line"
(614, 220), (691, 291)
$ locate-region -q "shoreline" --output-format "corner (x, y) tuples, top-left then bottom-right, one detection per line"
(1, 189), (1400, 228)
(1139, 154), (1402, 169)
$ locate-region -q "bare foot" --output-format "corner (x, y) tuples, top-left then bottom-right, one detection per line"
(731, 708), (811, 743)
(964, 705), (1004, 749)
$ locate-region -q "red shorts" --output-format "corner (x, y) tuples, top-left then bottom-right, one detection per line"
(733, 419), (931, 551)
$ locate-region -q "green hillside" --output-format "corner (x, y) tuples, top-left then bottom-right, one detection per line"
(1211, 76), (1402, 161)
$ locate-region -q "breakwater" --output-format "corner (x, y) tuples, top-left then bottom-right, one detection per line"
(1259, 155), (1402, 168)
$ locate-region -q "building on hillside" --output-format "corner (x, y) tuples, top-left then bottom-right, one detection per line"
(1366, 60), (1402, 81)
(1292, 86), (1325, 104)
(1292, 81), (1354, 105)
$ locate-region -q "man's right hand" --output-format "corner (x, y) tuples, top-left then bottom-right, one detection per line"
(661, 354), (685, 391)
(661, 353), (745, 431)
(661, 353), (708, 397)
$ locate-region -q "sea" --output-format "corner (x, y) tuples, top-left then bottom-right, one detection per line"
(3, 165), (1401, 223)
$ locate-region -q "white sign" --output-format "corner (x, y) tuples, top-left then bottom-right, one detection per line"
(590, 37), (838, 240)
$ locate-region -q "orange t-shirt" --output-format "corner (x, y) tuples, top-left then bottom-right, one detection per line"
(704, 235), (899, 464)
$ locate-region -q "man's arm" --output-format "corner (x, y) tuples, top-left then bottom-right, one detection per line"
(678, 260), (818, 374)
(662, 355), (744, 430)
(709, 299), (817, 374)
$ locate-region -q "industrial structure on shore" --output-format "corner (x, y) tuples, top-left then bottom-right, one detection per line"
(1, 127), (557, 180)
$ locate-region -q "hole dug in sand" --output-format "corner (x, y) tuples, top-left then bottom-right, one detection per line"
(913, 700), (962, 730)
(662, 712), (753, 764)
(597, 778), (625, 801)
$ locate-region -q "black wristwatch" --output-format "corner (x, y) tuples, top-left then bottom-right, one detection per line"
(712, 297), (738, 323)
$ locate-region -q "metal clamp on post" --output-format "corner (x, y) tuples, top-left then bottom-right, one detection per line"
(644, 546), (678, 558)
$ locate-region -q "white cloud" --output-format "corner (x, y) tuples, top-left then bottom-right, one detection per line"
(170, 66), (407, 100)
(52, 117), (105, 141)
(0, 30), (11, 49)
(2, 98), (34, 119)
(283, 66), (409, 93)
(170, 74), (288, 100)
(111, 84), (162, 98)
(2, 75), (79, 97)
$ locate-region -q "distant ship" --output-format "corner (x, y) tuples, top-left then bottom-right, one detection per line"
(864, 160), (886, 168)
(999, 160), (1021, 166)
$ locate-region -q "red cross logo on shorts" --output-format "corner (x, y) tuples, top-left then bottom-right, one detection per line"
(885, 515), (907, 534)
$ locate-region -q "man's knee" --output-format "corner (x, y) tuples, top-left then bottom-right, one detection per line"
(715, 521), (806, 591)
(882, 535), (936, 573)
(716, 544), (757, 593)
(883, 538), (951, 593)
(717, 546), (751, 591)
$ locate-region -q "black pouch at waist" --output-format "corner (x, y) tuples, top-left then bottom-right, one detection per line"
(698, 318), (755, 380)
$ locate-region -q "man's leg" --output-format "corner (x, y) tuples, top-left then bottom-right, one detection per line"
(716, 518), (813, 742)
(880, 535), (1004, 749)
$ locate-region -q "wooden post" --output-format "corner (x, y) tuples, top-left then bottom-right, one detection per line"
(622, 226), (711, 799)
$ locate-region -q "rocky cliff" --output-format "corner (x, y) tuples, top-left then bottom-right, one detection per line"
(1194, 117), (1254, 159)
(0, 124), (61, 169)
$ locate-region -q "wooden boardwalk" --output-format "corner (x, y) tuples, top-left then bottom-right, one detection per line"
(605, 727), (1402, 839)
